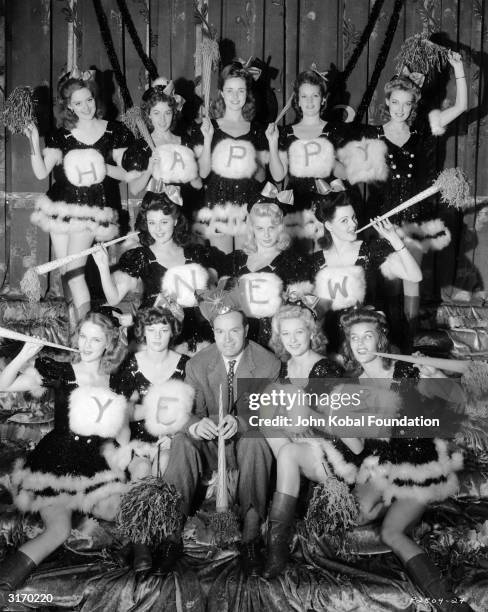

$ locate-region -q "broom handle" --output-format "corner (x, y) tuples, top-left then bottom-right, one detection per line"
(356, 185), (439, 233)
(34, 232), (139, 275)
(0, 326), (79, 353)
(373, 352), (470, 373)
(135, 116), (156, 152)
(216, 384), (228, 512)
(274, 94), (294, 125)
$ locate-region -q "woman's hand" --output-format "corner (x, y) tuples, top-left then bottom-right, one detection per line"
(412, 351), (443, 378)
(371, 216), (404, 250)
(149, 152), (161, 171)
(200, 116), (214, 141)
(18, 341), (44, 361)
(92, 243), (110, 269)
(265, 122), (279, 147)
(23, 122), (39, 143)
(447, 51), (464, 73)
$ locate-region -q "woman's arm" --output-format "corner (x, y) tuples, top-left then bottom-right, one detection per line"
(0, 343), (44, 392)
(373, 218), (423, 283)
(435, 52), (468, 128)
(92, 245), (139, 305)
(24, 124), (59, 180)
(105, 164), (142, 184)
(266, 123), (286, 182)
(197, 118), (214, 179)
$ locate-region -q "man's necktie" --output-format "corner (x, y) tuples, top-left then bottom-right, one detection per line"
(227, 359), (236, 414)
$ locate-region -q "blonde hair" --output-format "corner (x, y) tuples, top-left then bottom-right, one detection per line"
(270, 304), (327, 360)
(243, 203), (290, 254)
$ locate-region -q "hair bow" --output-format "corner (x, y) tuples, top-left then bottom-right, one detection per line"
(163, 184), (183, 206)
(58, 68), (96, 86)
(147, 77), (185, 112)
(310, 62), (329, 83)
(400, 66), (425, 89)
(233, 59), (262, 81)
(315, 178), (346, 195)
(249, 182), (294, 213)
(92, 305), (132, 345)
(153, 291), (185, 323)
(195, 280), (242, 324)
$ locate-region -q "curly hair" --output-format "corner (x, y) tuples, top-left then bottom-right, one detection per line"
(382, 76), (421, 125)
(57, 78), (103, 130)
(243, 203), (290, 254)
(340, 307), (392, 372)
(210, 64), (256, 121)
(71, 312), (126, 374)
(141, 86), (178, 132)
(135, 192), (190, 247)
(133, 306), (181, 346)
(313, 190), (358, 250)
(270, 304), (327, 360)
(292, 70), (328, 120)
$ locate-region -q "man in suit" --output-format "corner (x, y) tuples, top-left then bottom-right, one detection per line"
(162, 289), (281, 574)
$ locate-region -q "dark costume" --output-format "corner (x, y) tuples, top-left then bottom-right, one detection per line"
(31, 121), (134, 240)
(12, 357), (128, 513)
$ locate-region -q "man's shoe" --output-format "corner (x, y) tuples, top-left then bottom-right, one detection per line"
(240, 539), (263, 576)
(154, 539), (183, 576)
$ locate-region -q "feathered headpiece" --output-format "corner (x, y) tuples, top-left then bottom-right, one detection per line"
(195, 280), (242, 324)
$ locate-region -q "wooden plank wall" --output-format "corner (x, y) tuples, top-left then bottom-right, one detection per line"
(1, 0), (487, 296)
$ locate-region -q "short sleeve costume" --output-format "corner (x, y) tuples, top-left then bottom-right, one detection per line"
(191, 120), (269, 238)
(30, 121), (134, 241)
(12, 357), (128, 513)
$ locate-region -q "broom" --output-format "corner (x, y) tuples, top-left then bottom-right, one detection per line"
(0, 326), (78, 353)
(356, 168), (470, 233)
(395, 34), (451, 75)
(121, 107), (155, 151)
(2, 86), (36, 134)
(20, 232), (139, 303)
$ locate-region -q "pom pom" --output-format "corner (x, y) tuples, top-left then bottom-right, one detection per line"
(117, 477), (182, 546)
(205, 510), (240, 547)
(428, 109), (446, 136)
(69, 387), (128, 438)
(121, 106), (144, 138)
(142, 380), (194, 438)
(305, 477), (359, 555)
(314, 266), (366, 310)
(2, 87), (35, 134)
(461, 361), (488, 401)
(287, 138), (334, 178)
(336, 139), (389, 184)
(238, 272), (283, 318)
(153, 144), (198, 183)
(211, 139), (257, 179)
(162, 263), (209, 307)
(20, 268), (41, 303)
(434, 167), (470, 210)
(63, 149), (106, 187)
(395, 34), (450, 74)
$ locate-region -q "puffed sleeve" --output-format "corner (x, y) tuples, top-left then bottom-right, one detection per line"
(43, 130), (63, 164)
(110, 355), (137, 399)
(278, 125), (290, 152)
(117, 247), (147, 279)
(189, 121), (204, 156)
(111, 121), (135, 149)
(369, 238), (395, 268)
(121, 138), (152, 172)
(33, 356), (69, 388)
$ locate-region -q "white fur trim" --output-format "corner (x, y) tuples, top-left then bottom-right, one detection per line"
(419, 219), (451, 251)
(383, 472), (460, 506)
(63, 149), (106, 187)
(318, 439), (358, 484)
(357, 455), (391, 490)
(153, 144), (198, 183)
(379, 252), (399, 280)
(162, 263), (209, 307)
(69, 387), (128, 438)
(23, 366), (46, 397)
(194, 203), (248, 238)
(238, 272), (283, 318)
(302, 209), (324, 239)
(288, 138), (334, 178)
(337, 139), (389, 184)
(102, 442), (133, 472)
(211, 139), (257, 179)
(142, 380), (194, 437)
(286, 281), (315, 299)
(314, 265), (366, 310)
(428, 109), (446, 136)
(43, 147), (63, 165)
(283, 211), (305, 239)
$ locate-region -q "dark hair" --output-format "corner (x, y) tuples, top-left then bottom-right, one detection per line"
(134, 306), (181, 345)
(340, 307), (392, 372)
(292, 70), (328, 120)
(382, 76), (421, 125)
(71, 311), (126, 373)
(313, 191), (358, 250)
(211, 309), (249, 330)
(211, 64), (256, 121)
(141, 87), (178, 132)
(135, 192), (190, 247)
(57, 78), (102, 130)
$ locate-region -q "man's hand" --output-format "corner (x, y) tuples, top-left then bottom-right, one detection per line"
(218, 414), (239, 440)
(195, 417), (219, 440)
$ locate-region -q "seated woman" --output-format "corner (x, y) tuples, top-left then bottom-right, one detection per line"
(112, 304), (190, 573)
(93, 191), (225, 351)
(341, 307), (472, 612)
(223, 190), (311, 347)
(0, 311), (129, 590)
(311, 190), (422, 352)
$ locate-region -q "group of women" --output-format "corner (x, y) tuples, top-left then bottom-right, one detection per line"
(0, 49), (473, 611)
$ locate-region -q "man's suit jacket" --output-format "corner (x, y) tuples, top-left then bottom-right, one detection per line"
(185, 340), (281, 433)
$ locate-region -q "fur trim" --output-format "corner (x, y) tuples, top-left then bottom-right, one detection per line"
(102, 442), (134, 472)
(22, 366), (46, 397)
(419, 219), (451, 251)
(211, 139), (257, 179)
(318, 439), (358, 484)
(356, 454), (391, 490)
(238, 272), (283, 318)
(286, 281), (315, 300)
(383, 472), (460, 506)
(69, 387), (128, 438)
(380, 252), (399, 280)
(31, 195), (119, 240)
(63, 148), (106, 187)
(142, 380), (194, 437)
(302, 209), (324, 239)
(337, 139), (389, 184)
(283, 211), (305, 239)
(288, 138), (335, 178)
(386, 440), (463, 483)
(162, 263), (209, 307)
(428, 109), (446, 136)
(153, 144), (198, 183)
(193, 203), (248, 238)
(314, 265), (366, 310)
(257, 149), (270, 166)
(43, 147), (63, 165)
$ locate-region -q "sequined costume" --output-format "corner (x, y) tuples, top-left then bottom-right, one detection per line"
(12, 357), (129, 513)
(191, 120), (269, 238)
(31, 122), (134, 240)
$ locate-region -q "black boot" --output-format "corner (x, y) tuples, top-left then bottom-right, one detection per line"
(0, 550), (37, 591)
(263, 492), (297, 579)
(132, 543), (152, 574)
(406, 553), (474, 612)
(154, 539), (183, 576)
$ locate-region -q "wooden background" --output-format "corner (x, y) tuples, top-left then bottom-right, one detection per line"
(1, 0), (487, 297)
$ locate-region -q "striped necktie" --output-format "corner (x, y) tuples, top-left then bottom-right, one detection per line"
(227, 359), (236, 413)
